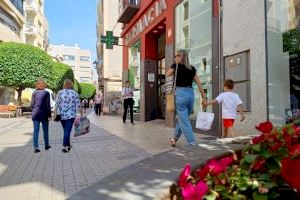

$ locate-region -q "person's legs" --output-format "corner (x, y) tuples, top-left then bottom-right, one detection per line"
(65, 118), (75, 147)
(61, 120), (67, 147)
(99, 103), (102, 115)
(123, 99), (129, 123)
(41, 121), (49, 147)
(175, 88), (196, 145)
(33, 120), (40, 150)
(129, 99), (134, 124)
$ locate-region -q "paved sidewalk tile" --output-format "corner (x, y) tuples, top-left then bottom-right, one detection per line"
(0, 117), (151, 200)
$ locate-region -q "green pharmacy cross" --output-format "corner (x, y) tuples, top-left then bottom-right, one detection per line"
(101, 31), (119, 49)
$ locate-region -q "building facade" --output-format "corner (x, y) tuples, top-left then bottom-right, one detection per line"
(96, 0), (123, 109)
(120, 0), (300, 137)
(0, 0), (25, 104)
(48, 44), (92, 83)
(24, 0), (48, 50)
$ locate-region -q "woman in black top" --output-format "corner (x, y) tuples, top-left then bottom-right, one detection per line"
(166, 49), (206, 147)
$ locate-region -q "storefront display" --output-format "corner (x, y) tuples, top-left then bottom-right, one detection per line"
(175, 0), (212, 117)
(267, 0), (300, 125)
(128, 41), (141, 113)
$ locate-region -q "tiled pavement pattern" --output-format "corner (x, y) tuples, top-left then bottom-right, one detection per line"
(0, 117), (151, 200)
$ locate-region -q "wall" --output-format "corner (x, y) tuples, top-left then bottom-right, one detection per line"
(223, 0), (267, 135)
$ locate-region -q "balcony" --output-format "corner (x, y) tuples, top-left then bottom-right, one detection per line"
(24, 2), (38, 15)
(118, 0), (140, 24)
(24, 23), (37, 37)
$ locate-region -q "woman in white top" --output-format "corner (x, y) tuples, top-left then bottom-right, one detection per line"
(122, 81), (134, 125)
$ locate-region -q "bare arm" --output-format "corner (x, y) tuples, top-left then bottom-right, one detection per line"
(237, 104), (245, 121)
(205, 99), (218, 106)
(166, 68), (175, 77)
(193, 74), (206, 99)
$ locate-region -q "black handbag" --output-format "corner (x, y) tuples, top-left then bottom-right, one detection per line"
(53, 106), (61, 122)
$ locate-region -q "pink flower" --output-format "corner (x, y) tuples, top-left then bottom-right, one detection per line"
(252, 134), (265, 144)
(219, 156), (234, 167)
(179, 164), (191, 187)
(196, 166), (210, 180)
(289, 144), (300, 157)
(255, 122), (273, 133)
(182, 181), (208, 200)
(207, 160), (225, 176)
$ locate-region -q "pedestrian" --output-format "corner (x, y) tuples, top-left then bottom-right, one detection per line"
(167, 49), (206, 147)
(82, 98), (88, 112)
(56, 79), (81, 153)
(122, 81), (134, 125)
(204, 79), (245, 138)
(31, 79), (52, 153)
(94, 92), (103, 116)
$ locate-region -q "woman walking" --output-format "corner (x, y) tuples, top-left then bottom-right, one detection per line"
(167, 50), (206, 147)
(31, 79), (52, 153)
(56, 79), (81, 153)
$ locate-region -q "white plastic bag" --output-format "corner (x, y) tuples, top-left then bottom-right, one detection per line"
(196, 111), (215, 131)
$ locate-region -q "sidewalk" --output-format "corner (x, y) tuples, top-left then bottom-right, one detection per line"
(69, 114), (248, 200)
(0, 114), (251, 200)
(0, 117), (151, 200)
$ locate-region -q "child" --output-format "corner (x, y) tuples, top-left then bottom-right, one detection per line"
(204, 79), (245, 138)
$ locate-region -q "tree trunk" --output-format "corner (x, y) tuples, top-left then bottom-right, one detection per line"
(16, 88), (23, 106)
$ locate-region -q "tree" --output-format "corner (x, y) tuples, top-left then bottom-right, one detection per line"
(0, 42), (53, 104)
(79, 83), (96, 100)
(48, 62), (74, 93)
(74, 79), (81, 94)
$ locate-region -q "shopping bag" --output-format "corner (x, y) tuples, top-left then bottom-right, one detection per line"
(196, 111), (214, 131)
(166, 93), (175, 112)
(74, 116), (90, 137)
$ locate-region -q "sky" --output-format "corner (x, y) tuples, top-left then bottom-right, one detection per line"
(45, 0), (97, 59)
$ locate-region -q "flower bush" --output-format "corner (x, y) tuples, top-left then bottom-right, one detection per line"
(170, 121), (300, 200)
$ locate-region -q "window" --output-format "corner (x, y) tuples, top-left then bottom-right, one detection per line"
(176, 0), (212, 116)
(80, 56), (90, 62)
(183, 2), (189, 21)
(63, 55), (75, 61)
(267, 0), (300, 125)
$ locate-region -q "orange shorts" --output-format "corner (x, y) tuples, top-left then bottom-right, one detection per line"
(223, 119), (235, 128)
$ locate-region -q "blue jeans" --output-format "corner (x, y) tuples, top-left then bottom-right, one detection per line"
(33, 120), (49, 149)
(61, 118), (75, 147)
(173, 87), (196, 145)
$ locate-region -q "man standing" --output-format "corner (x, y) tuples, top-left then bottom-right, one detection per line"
(122, 81), (134, 125)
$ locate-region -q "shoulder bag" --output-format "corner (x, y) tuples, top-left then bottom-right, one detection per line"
(166, 63), (178, 112)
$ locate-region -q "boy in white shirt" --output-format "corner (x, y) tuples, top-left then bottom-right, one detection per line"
(204, 79), (245, 138)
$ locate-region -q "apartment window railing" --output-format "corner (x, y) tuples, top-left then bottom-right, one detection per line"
(119, 0), (140, 15)
(0, 7), (21, 35)
(10, 0), (24, 15)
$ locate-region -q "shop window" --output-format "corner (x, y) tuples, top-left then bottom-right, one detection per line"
(128, 41), (141, 113)
(267, 0), (300, 125)
(184, 2), (189, 21)
(176, 0), (212, 116)
(224, 51), (251, 112)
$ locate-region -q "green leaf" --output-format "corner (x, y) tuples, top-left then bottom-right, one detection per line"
(252, 144), (261, 152)
(205, 193), (217, 200)
(253, 191), (268, 200)
(214, 185), (226, 192)
(243, 154), (258, 164)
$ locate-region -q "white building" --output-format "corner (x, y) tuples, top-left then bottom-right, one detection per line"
(48, 44), (92, 83)
(96, 0), (123, 108)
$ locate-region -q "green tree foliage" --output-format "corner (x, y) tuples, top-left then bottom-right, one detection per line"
(79, 83), (96, 100)
(0, 42), (53, 104)
(48, 62), (74, 92)
(74, 79), (81, 94)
